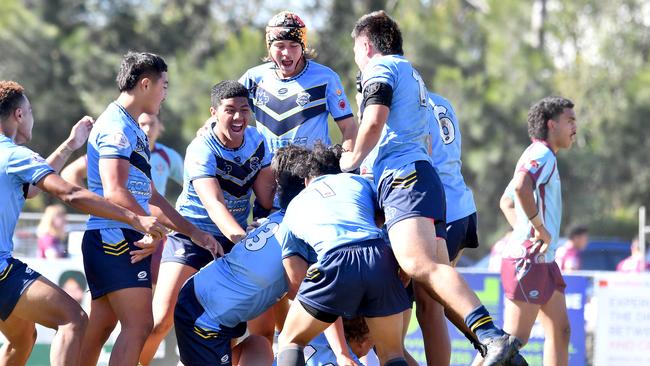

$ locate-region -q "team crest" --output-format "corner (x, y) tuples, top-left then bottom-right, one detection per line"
(336, 88), (342, 96)
(249, 156), (260, 171)
(111, 132), (130, 149)
(135, 137), (147, 153)
(255, 90), (270, 107)
(296, 91), (311, 106)
(433, 105), (456, 144)
(338, 99), (347, 110)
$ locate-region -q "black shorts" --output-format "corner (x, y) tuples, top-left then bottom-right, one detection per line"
(445, 212), (479, 261)
(0, 257), (41, 320)
(377, 161), (447, 238)
(82, 228), (151, 299)
(161, 233), (234, 270)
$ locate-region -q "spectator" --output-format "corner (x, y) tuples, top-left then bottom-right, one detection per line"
(555, 225), (589, 273)
(36, 204), (68, 258)
(58, 270), (88, 305)
(616, 237), (649, 272)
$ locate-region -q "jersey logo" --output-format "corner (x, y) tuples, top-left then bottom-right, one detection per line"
(111, 132), (130, 149)
(296, 91), (311, 106)
(30, 152), (46, 164)
(338, 99), (347, 110)
(278, 87), (288, 95)
(252, 84), (328, 136)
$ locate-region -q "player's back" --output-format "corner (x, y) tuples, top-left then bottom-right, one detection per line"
(192, 211), (312, 328)
(86, 102), (152, 230)
(428, 92), (476, 222)
(360, 54), (431, 180)
(0, 137), (53, 259)
(283, 173), (384, 259)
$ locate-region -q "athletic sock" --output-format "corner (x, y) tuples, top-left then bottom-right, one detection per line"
(385, 357), (409, 366)
(464, 305), (505, 343)
(277, 345), (305, 366)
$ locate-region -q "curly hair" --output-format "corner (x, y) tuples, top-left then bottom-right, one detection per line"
(0, 80), (26, 122)
(343, 317), (370, 344)
(351, 10), (404, 56)
(272, 145), (310, 210)
(527, 96), (574, 140)
(307, 141), (343, 178)
(116, 52), (167, 92)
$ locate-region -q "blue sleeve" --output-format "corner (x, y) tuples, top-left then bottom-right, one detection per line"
(261, 141), (273, 168)
(517, 148), (555, 187)
(326, 72), (354, 121)
(279, 222), (316, 263)
(95, 124), (135, 159)
(363, 59), (396, 90)
(184, 138), (216, 181)
(7, 147), (54, 185)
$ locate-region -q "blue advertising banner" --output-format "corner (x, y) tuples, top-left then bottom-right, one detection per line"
(402, 272), (587, 366)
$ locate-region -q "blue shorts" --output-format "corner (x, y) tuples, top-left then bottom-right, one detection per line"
(445, 212), (479, 261)
(0, 258), (41, 320)
(82, 228), (151, 299)
(175, 278), (247, 366)
(377, 160), (447, 237)
(161, 233), (234, 270)
(297, 239), (410, 319)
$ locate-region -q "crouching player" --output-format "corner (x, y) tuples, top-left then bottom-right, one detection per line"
(277, 143), (411, 366)
(172, 144), (316, 366)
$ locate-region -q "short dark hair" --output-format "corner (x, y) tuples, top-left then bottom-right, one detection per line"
(527, 96), (574, 140)
(567, 225), (588, 240)
(58, 270), (88, 291)
(307, 142), (343, 178)
(272, 144), (310, 210)
(116, 52), (167, 92)
(351, 10), (404, 56)
(210, 80), (249, 108)
(0, 80), (26, 122)
(343, 317), (370, 344)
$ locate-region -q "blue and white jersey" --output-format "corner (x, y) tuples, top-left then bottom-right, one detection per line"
(0, 135), (54, 266)
(192, 211), (314, 329)
(272, 333), (363, 366)
(175, 124), (272, 237)
(150, 142), (183, 196)
(283, 173), (384, 260)
(359, 55), (432, 186)
(239, 60), (353, 152)
(428, 93), (476, 222)
(86, 102), (151, 231)
(506, 140), (562, 261)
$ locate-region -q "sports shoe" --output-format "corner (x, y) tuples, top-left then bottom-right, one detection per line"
(482, 334), (525, 366)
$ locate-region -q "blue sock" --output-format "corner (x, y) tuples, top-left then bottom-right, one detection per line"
(464, 305), (505, 342)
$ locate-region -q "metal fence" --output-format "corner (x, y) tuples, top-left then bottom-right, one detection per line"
(13, 212), (88, 258)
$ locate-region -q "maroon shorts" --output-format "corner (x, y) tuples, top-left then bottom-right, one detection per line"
(500, 240), (566, 305)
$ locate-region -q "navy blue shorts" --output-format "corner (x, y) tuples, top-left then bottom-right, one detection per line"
(445, 212), (479, 261)
(175, 278), (247, 366)
(297, 239), (410, 319)
(377, 161), (447, 237)
(0, 258), (41, 320)
(82, 228), (151, 299)
(161, 233), (234, 270)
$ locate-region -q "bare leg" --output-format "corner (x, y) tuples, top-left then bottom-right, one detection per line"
(248, 307), (275, 345)
(388, 217), (481, 322)
(0, 311), (37, 365)
(278, 301), (331, 366)
(232, 334), (274, 366)
(139, 262), (197, 365)
(9, 277), (88, 366)
(538, 291), (570, 366)
(414, 283), (450, 366)
(365, 313), (405, 364)
(400, 309), (419, 366)
(106, 287), (154, 366)
(80, 296), (118, 366)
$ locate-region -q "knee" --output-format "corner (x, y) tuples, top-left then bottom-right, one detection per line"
(60, 307), (88, 333)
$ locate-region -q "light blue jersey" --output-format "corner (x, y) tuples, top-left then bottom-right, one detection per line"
(192, 211), (314, 329)
(359, 55), (432, 185)
(272, 333), (363, 366)
(505, 140), (562, 261)
(86, 102), (151, 231)
(0, 135), (54, 267)
(428, 93), (476, 222)
(283, 173), (383, 259)
(175, 124), (272, 237)
(239, 60), (353, 152)
(150, 142), (183, 196)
